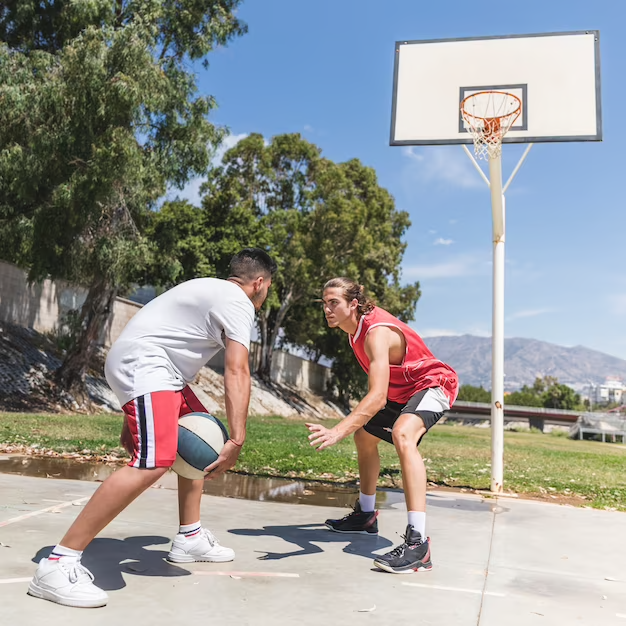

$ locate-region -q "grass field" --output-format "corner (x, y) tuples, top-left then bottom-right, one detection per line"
(1, 412), (624, 510)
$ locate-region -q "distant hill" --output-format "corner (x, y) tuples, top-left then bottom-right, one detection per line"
(423, 335), (626, 391)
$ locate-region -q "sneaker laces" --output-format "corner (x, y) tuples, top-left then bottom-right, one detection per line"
(200, 527), (218, 546)
(387, 539), (408, 559)
(59, 560), (95, 584)
(339, 504), (361, 521)
(386, 530), (422, 559)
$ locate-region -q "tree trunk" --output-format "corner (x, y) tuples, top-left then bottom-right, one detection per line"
(257, 309), (270, 381)
(256, 289), (295, 382)
(55, 275), (117, 403)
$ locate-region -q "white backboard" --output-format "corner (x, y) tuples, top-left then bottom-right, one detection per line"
(390, 31), (602, 146)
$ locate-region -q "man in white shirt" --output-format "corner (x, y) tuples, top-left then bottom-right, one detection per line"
(28, 248), (276, 608)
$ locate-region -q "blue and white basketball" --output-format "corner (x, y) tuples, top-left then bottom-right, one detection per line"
(172, 412), (229, 480)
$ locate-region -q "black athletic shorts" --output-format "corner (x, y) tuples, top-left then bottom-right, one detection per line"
(363, 387), (450, 446)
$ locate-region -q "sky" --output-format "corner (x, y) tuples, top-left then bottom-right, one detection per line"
(173, 0), (625, 360)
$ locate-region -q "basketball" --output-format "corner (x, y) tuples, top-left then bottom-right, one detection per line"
(172, 412), (230, 480)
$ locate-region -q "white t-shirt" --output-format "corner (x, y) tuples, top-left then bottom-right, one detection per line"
(105, 278), (255, 406)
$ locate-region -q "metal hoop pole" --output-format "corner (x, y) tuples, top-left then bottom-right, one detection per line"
(462, 145), (490, 187)
(488, 152), (505, 494)
(503, 144), (534, 193)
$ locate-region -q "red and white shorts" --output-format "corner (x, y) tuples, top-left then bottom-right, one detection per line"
(122, 386), (207, 469)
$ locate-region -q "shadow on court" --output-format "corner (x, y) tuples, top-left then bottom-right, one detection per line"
(32, 536), (191, 591)
(228, 523), (393, 561)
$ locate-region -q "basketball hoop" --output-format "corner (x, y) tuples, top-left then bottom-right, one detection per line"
(461, 91), (522, 160)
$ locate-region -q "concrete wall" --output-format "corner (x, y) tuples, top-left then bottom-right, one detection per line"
(0, 260), (331, 394)
(0, 260), (141, 347)
(106, 297), (142, 346)
(0, 260), (87, 335)
(207, 344), (331, 395)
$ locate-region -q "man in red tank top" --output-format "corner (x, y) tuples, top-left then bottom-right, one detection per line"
(307, 278), (458, 574)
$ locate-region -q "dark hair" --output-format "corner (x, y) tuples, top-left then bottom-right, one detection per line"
(323, 277), (376, 316)
(229, 248), (277, 282)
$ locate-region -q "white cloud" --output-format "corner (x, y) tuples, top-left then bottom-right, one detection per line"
(433, 238), (454, 246)
(211, 132), (249, 167)
(428, 229), (437, 235)
(403, 253), (487, 280)
(402, 145), (485, 189)
(164, 132), (248, 205)
(303, 124), (314, 132)
(507, 308), (554, 321)
(449, 219), (458, 225)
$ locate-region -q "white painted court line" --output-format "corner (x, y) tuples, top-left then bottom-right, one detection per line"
(193, 571), (299, 578)
(0, 578), (31, 585)
(616, 614), (626, 619)
(402, 582), (506, 597)
(0, 497), (90, 528)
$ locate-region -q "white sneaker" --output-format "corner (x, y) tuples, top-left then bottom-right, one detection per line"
(167, 527), (235, 563)
(28, 557), (108, 608)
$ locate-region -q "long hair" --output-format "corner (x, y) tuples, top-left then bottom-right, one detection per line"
(323, 277), (376, 316)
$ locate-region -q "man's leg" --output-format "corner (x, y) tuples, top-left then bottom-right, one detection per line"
(178, 474), (204, 526)
(324, 427), (381, 534)
(167, 386), (235, 563)
(60, 466), (168, 550)
(354, 426), (381, 512)
(29, 391), (179, 607)
(371, 412), (432, 574)
(392, 413), (428, 523)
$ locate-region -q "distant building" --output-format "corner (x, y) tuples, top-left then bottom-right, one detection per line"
(589, 378), (625, 406)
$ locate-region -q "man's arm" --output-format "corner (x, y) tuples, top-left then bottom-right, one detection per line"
(204, 337), (251, 478)
(307, 327), (391, 450)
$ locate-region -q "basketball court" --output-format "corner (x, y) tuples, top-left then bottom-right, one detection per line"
(1, 472), (624, 625)
(1, 28), (616, 626)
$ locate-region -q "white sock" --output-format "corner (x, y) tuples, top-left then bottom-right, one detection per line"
(359, 492), (376, 512)
(408, 511), (426, 538)
(179, 521), (202, 538)
(50, 544), (83, 562)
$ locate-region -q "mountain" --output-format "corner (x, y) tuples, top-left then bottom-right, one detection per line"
(422, 335), (626, 391)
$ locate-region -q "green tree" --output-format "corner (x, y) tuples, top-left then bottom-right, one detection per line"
(0, 1), (246, 400)
(281, 157), (421, 408)
(147, 133), (419, 398)
(542, 380), (581, 410)
(505, 376), (582, 410)
(457, 384), (491, 403)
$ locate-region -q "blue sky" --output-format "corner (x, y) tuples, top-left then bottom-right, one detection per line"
(176, 0), (625, 360)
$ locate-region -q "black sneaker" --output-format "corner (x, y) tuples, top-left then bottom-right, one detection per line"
(373, 524), (432, 574)
(325, 500), (378, 534)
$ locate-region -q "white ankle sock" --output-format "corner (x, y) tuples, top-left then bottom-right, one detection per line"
(179, 521), (202, 537)
(407, 511), (426, 538)
(359, 492), (376, 512)
(50, 544), (83, 562)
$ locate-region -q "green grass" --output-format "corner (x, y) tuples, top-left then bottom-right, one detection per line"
(1, 412), (625, 510)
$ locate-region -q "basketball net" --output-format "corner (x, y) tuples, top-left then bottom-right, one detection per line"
(461, 91), (522, 160)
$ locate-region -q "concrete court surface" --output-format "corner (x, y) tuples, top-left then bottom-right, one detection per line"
(1, 472), (625, 626)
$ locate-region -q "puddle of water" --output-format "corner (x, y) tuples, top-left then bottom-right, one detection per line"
(0, 455), (405, 509)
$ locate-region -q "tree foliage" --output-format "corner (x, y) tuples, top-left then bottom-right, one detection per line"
(506, 376), (582, 410)
(0, 1), (246, 398)
(148, 133), (420, 402)
(456, 384), (491, 403)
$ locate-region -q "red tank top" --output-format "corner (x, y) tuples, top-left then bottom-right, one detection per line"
(349, 307), (458, 405)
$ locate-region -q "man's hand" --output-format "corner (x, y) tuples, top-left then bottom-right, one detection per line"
(306, 423), (342, 451)
(120, 416), (134, 457)
(204, 440), (242, 480)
